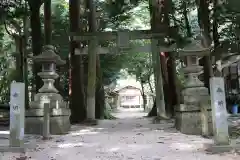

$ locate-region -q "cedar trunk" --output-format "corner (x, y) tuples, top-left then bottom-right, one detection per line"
(149, 0), (167, 118)
(196, 0), (213, 90)
(86, 0), (97, 120)
(95, 55), (105, 119)
(69, 0), (86, 123)
(28, 1), (43, 92)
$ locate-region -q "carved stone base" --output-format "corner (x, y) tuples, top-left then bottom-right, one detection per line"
(25, 108), (70, 135)
(175, 104), (213, 135)
(30, 93), (67, 109)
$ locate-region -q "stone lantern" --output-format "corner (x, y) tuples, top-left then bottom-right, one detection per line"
(175, 40), (213, 135)
(25, 45), (70, 135)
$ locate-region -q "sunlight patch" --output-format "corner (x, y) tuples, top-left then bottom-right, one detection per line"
(133, 128), (150, 132)
(58, 142), (99, 148)
(70, 128), (99, 136)
(58, 142), (83, 148)
(107, 144), (151, 152)
(71, 131), (99, 136)
(0, 131), (9, 135)
(128, 144), (152, 151)
(170, 143), (200, 151)
(109, 147), (120, 152)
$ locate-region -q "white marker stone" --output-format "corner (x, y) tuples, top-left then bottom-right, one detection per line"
(9, 82), (25, 147)
(210, 77), (230, 145)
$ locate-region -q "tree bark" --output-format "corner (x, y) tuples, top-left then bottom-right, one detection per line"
(213, 0), (221, 77)
(23, 4), (29, 109)
(147, 76), (155, 101)
(212, 0), (220, 49)
(69, 0), (86, 123)
(149, 0), (167, 118)
(147, 54), (155, 101)
(28, 0), (43, 92)
(43, 0), (61, 91)
(140, 79), (146, 110)
(14, 36), (23, 82)
(86, 0), (97, 120)
(44, 0), (51, 45)
(196, 0), (213, 90)
(95, 55), (105, 119)
(148, 100), (157, 117)
(162, 0), (177, 117)
(160, 53), (172, 116)
(167, 54), (179, 116)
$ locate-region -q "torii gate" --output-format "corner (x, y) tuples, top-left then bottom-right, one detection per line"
(69, 0), (176, 120)
(70, 29), (176, 119)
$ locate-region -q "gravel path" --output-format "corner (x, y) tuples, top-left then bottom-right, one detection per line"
(1, 108), (239, 160)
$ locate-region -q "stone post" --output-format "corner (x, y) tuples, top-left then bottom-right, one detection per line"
(25, 45), (70, 135)
(210, 77), (230, 145)
(43, 103), (50, 139)
(9, 82), (25, 147)
(175, 40), (213, 135)
(0, 82), (26, 153)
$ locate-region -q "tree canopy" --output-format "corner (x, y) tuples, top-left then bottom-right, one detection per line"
(0, 0), (239, 109)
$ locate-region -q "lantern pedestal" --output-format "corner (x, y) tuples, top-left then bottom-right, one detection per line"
(175, 40), (213, 135)
(25, 45), (70, 135)
(175, 82), (212, 135)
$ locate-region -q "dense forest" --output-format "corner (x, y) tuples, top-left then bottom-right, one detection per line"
(0, 0), (240, 122)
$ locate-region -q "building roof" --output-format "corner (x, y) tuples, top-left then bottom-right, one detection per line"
(113, 85), (141, 93)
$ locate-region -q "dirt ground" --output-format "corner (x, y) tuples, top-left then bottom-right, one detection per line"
(0, 108), (240, 160)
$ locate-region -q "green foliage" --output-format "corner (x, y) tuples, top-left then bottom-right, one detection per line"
(123, 49), (152, 83)
(222, 0), (240, 42)
(118, 2), (150, 29)
(1, 0), (240, 105)
(0, 0), (24, 23)
(0, 26), (5, 49)
(0, 57), (15, 103)
(104, 0), (143, 27)
(100, 54), (128, 85)
(1, 0), (27, 28)
(0, 27), (16, 103)
(51, 0), (69, 58)
(104, 1), (153, 86)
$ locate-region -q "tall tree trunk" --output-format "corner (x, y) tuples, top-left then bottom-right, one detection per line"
(213, 0), (221, 77)
(147, 54), (154, 100)
(140, 79), (146, 110)
(69, 0), (86, 123)
(149, 0), (167, 118)
(43, 0), (61, 91)
(150, 0), (176, 117)
(14, 36), (23, 82)
(95, 55), (105, 119)
(86, 0), (97, 120)
(196, 0), (213, 90)
(44, 0), (61, 90)
(148, 100), (157, 117)
(160, 53), (172, 115)
(147, 76), (154, 97)
(167, 54), (179, 116)
(44, 0), (51, 45)
(162, 0), (177, 117)
(212, 0), (220, 48)
(23, 3), (30, 109)
(28, 0), (43, 92)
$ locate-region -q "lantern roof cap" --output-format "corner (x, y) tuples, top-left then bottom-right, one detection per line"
(33, 45), (65, 65)
(177, 39), (211, 56)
